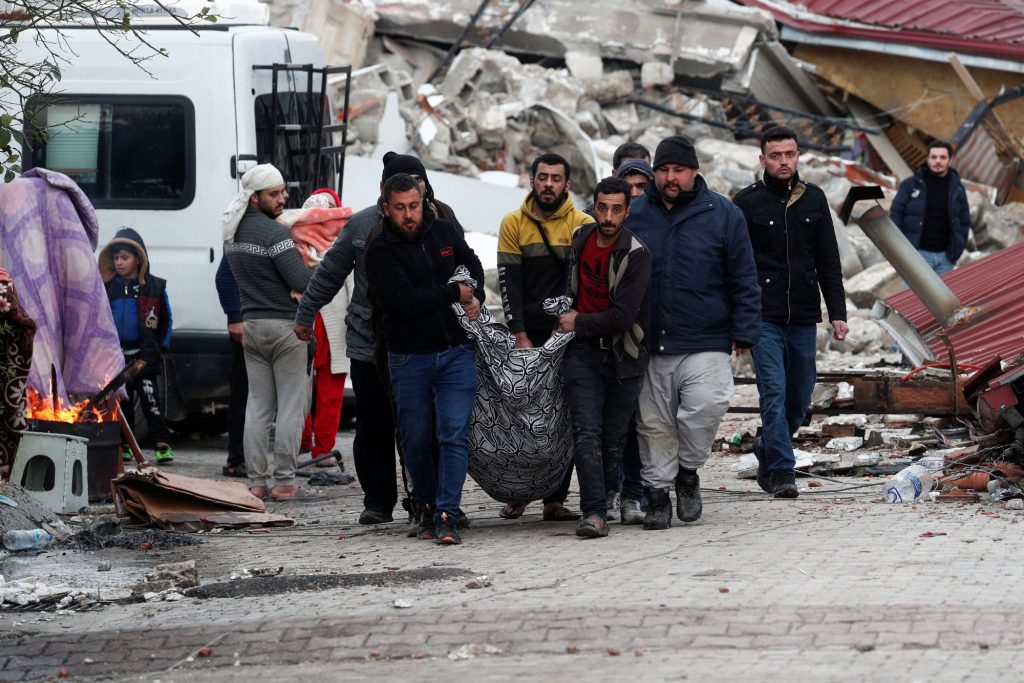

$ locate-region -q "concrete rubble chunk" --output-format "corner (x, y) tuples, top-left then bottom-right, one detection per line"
(844, 262), (900, 309)
(564, 51), (603, 83)
(145, 560), (199, 589)
(825, 436), (864, 451)
(641, 61), (674, 88)
(833, 316), (886, 354)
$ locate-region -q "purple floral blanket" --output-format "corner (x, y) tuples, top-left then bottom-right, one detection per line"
(0, 168), (123, 403)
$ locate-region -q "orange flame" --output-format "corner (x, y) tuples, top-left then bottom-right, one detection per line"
(26, 388), (116, 423)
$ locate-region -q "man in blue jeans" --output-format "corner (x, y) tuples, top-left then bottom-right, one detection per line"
(558, 176), (651, 538)
(364, 174), (485, 545)
(890, 140), (971, 276)
(733, 126), (848, 498)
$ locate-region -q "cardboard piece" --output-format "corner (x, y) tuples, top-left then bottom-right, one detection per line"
(111, 470), (293, 531)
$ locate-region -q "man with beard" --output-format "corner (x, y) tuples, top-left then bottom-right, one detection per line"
(497, 152), (590, 521)
(364, 174), (485, 545)
(733, 126), (847, 498)
(221, 164), (313, 501)
(296, 153), (465, 526)
(625, 136), (761, 530)
(557, 177), (650, 538)
(890, 140), (972, 275)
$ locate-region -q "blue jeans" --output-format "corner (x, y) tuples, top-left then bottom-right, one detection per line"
(619, 417), (645, 502)
(388, 344), (477, 519)
(751, 323), (817, 472)
(918, 249), (955, 275)
(564, 342), (643, 519)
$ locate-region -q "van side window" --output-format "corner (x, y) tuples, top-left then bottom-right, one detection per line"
(25, 95), (196, 210)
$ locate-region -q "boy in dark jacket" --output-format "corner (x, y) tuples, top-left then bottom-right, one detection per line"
(99, 227), (174, 464)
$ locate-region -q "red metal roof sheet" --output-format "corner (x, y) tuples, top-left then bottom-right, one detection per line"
(883, 242), (1024, 367)
(736, 0), (1024, 60)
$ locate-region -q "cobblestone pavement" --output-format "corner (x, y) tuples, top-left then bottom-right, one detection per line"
(1, 415), (1022, 681)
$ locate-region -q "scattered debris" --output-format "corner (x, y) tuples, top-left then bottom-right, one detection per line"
(447, 643), (502, 661)
(392, 599), (412, 609)
(465, 576), (491, 589)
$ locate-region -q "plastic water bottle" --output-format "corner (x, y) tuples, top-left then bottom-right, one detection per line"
(2, 529), (55, 551)
(882, 465), (938, 503)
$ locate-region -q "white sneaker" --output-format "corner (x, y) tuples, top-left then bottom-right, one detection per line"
(620, 498), (644, 525)
(605, 490), (621, 522)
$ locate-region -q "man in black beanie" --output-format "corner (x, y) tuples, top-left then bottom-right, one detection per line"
(295, 152), (465, 527)
(624, 135), (761, 530)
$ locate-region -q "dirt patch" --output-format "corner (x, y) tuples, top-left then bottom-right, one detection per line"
(187, 567), (474, 599)
(60, 528), (202, 551)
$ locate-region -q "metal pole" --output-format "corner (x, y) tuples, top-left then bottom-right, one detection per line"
(855, 205), (968, 328)
(427, 0), (493, 84)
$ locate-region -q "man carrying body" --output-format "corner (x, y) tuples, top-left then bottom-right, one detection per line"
(733, 126), (848, 498)
(558, 176), (651, 538)
(294, 153), (460, 525)
(364, 174), (485, 545)
(221, 164), (312, 501)
(497, 152), (590, 521)
(625, 136), (761, 530)
(890, 141), (971, 275)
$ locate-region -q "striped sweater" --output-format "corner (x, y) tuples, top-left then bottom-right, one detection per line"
(224, 208), (312, 321)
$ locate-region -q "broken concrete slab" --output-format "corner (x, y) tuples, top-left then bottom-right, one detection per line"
(845, 262), (901, 309)
(146, 560), (199, 589)
(641, 61), (674, 89)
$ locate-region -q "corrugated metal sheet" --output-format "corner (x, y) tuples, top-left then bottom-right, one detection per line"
(737, 0), (1024, 60)
(883, 243), (1024, 367)
(956, 127), (1020, 203)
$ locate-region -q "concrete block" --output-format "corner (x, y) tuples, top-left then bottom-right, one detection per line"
(641, 61), (674, 88)
(565, 51), (603, 82)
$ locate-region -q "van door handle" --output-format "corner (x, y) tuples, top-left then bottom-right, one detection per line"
(231, 154), (259, 179)
(210, 248), (215, 263)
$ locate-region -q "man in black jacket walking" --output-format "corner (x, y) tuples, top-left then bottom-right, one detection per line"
(558, 177), (651, 538)
(364, 174), (485, 545)
(733, 126), (848, 498)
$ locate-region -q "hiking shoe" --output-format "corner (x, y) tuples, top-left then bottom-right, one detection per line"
(643, 487), (672, 530)
(435, 512), (462, 545)
(575, 514), (609, 538)
(605, 490), (621, 522)
(769, 470), (799, 499)
(620, 498), (644, 525)
(121, 446), (133, 463)
(753, 436), (770, 493)
(413, 504), (435, 540)
(154, 444), (174, 464)
(359, 507), (394, 525)
(675, 468), (702, 522)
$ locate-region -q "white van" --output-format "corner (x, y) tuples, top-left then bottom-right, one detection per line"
(19, 0), (347, 421)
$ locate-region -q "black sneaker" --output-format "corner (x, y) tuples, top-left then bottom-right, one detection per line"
(769, 470), (799, 499)
(435, 512), (462, 545)
(359, 507), (394, 525)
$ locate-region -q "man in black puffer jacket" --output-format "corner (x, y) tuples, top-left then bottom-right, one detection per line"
(890, 140), (971, 275)
(733, 126), (847, 498)
(364, 174), (485, 546)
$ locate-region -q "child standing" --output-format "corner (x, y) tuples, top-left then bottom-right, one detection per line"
(99, 227), (174, 464)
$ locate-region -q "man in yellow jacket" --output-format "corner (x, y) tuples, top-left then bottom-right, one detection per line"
(496, 152), (590, 521)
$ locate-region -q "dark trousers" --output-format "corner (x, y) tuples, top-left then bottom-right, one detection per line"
(226, 339), (248, 467)
(125, 373), (172, 445)
(563, 342), (643, 519)
(619, 417), (645, 502)
(350, 358), (398, 514)
(527, 327), (572, 505)
(751, 322), (817, 472)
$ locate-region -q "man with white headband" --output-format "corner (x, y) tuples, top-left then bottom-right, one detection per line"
(222, 164), (313, 501)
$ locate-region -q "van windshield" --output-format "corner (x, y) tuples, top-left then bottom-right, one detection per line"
(26, 95), (196, 209)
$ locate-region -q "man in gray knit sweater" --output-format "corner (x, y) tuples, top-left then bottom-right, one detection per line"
(222, 164), (312, 501)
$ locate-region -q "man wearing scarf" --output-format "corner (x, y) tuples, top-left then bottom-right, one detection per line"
(221, 164), (313, 501)
(733, 126), (847, 499)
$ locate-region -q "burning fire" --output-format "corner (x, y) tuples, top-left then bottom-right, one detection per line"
(26, 389), (116, 423)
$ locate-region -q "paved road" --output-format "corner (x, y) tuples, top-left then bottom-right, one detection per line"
(1, 423), (1019, 681)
